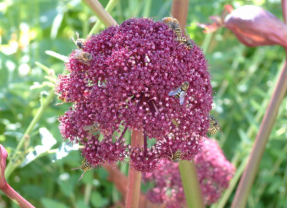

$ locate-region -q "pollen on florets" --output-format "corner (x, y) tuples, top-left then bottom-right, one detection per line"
(81, 135), (128, 166)
(155, 133), (201, 162)
(143, 138), (235, 206)
(56, 17), (213, 171)
(130, 146), (161, 172)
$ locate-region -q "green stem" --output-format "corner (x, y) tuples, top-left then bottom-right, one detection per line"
(88, 0), (120, 36)
(84, 184), (92, 205)
(5, 89), (54, 178)
(142, 0), (152, 17)
(179, 160), (205, 208)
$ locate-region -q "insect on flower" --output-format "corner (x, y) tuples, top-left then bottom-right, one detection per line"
(74, 49), (92, 65)
(83, 123), (100, 139)
(208, 115), (223, 135)
(168, 81), (190, 105)
(162, 17), (193, 49)
(71, 158), (94, 180)
(72, 32), (85, 49)
(168, 147), (182, 163)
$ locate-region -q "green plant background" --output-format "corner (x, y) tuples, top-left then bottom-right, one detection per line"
(0, 0), (286, 207)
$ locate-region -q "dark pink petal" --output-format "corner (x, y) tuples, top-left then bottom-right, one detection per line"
(225, 5), (287, 48)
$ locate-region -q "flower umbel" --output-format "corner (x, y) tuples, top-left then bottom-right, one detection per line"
(143, 138), (235, 206)
(56, 18), (213, 172)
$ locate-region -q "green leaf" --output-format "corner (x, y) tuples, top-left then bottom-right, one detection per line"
(41, 198), (69, 208)
(76, 200), (90, 208)
(90, 192), (109, 208)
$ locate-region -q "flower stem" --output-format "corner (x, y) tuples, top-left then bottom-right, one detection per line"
(1, 145), (35, 208)
(88, 0), (120, 36)
(231, 3), (287, 207)
(231, 59), (287, 208)
(125, 127), (143, 208)
(118, 126), (128, 142)
(5, 89), (54, 179)
(143, 134), (147, 157)
(179, 160), (205, 208)
(171, 0), (189, 30)
(83, 0), (117, 29)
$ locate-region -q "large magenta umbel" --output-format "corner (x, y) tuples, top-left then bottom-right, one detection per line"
(56, 18), (213, 172)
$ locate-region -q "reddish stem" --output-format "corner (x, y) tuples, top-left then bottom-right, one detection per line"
(231, 4), (287, 208)
(0, 145), (35, 208)
(118, 126), (128, 142)
(82, 0), (117, 27)
(125, 127), (143, 208)
(283, 0), (287, 24)
(144, 134), (148, 157)
(171, 0), (189, 29)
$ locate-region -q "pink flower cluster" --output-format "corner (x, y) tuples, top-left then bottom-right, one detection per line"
(143, 138), (235, 206)
(56, 18), (213, 171)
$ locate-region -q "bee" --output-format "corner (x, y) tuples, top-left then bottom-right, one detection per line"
(71, 159), (94, 180)
(168, 147), (182, 163)
(208, 116), (223, 135)
(184, 39), (193, 50)
(168, 81), (190, 105)
(74, 49), (92, 65)
(83, 123), (100, 139)
(162, 17), (193, 49)
(162, 17), (184, 39)
(72, 32), (85, 49)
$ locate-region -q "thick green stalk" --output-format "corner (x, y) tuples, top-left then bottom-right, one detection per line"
(125, 128), (143, 208)
(179, 160), (205, 208)
(5, 90), (54, 178)
(88, 0), (120, 36)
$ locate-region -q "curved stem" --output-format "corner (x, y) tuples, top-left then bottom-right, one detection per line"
(125, 127), (143, 208)
(1, 145), (35, 208)
(5, 90), (54, 179)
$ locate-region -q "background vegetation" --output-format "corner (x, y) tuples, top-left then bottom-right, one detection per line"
(0, 0), (286, 207)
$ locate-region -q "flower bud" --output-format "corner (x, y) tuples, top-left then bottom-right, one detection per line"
(225, 5), (287, 48)
(198, 5), (287, 48)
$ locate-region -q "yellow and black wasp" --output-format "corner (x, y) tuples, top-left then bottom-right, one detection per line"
(72, 158), (94, 180)
(208, 116), (223, 135)
(168, 81), (190, 105)
(168, 147), (182, 163)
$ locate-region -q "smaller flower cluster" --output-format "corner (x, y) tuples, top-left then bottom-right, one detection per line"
(143, 138), (235, 207)
(81, 134), (128, 167)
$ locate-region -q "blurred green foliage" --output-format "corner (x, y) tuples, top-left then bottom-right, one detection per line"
(0, 0), (286, 207)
